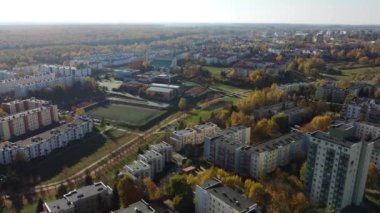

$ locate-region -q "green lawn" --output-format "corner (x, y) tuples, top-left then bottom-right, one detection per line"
(32, 131), (133, 184)
(211, 83), (252, 96)
(88, 104), (166, 126)
(203, 66), (230, 78)
(96, 132), (166, 186)
(322, 66), (380, 80)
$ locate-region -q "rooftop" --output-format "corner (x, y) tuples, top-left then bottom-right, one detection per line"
(125, 160), (150, 172)
(147, 86), (174, 93)
(200, 179), (257, 213)
(64, 182), (111, 203)
(252, 131), (304, 153)
(112, 200), (155, 213)
(309, 131), (359, 148)
(194, 122), (218, 130)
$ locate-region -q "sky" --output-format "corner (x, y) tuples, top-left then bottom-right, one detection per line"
(0, 0), (379, 25)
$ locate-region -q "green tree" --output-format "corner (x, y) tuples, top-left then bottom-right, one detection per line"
(178, 98), (188, 111)
(36, 198), (44, 213)
(300, 161), (307, 183)
(271, 113), (290, 133)
(110, 183), (121, 211)
(56, 185), (68, 198)
(117, 175), (141, 207)
(84, 174), (93, 186)
(166, 174), (192, 198)
(173, 195), (194, 213)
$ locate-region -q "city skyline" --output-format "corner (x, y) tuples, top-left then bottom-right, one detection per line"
(1, 0), (380, 25)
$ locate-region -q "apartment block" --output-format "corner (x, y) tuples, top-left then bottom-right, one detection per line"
(0, 105), (59, 141)
(44, 182), (112, 213)
(149, 141), (172, 162)
(125, 160), (152, 181)
(304, 131), (373, 210)
(0, 116), (93, 164)
(138, 150), (165, 178)
(249, 131), (306, 178)
(1, 98), (50, 114)
(371, 141), (380, 172)
(205, 130), (306, 179)
(170, 122), (219, 150)
(354, 121), (380, 140)
(195, 179), (258, 213)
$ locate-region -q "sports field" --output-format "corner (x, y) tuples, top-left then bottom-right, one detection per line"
(88, 104), (166, 126)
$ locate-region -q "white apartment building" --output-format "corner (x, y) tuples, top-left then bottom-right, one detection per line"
(0, 70), (16, 80)
(0, 116), (93, 164)
(354, 122), (380, 140)
(44, 182), (112, 213)
(371, 141), (380, 172)
(170, 122), (219, 151)
(0, 105), (59, 141)
(344, 103), (363, 120)
(248, 131), (305, 178)
(138, 150), (165, 178)
(221, 125), (251, 145)
(195, 179), (258, 213)
(1, 98), (50, 114)
(0, 65), (91, 98)
(304, 131), (373, 210)
(125, 160), (152, 181)
(149, 141), (172, 162)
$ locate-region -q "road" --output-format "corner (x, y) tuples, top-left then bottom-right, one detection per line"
(2, 112), (187, 199)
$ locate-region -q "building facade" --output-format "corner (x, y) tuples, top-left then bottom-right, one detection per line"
(304, 131), (373, 210)
(0, 116), (93, 164)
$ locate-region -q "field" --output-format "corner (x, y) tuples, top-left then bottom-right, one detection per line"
(322, 66), (380, 80)
(30, 128), (132, 184)
(203, 66), (230, 77)
(88, 104), (166, 127)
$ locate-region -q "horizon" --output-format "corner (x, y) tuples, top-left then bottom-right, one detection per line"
(1, 0), (380, 26)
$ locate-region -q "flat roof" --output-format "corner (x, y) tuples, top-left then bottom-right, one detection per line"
(251, 131), (304, 153)
(64, 182), (110, 203)
(200, 179), (257, 213)
(125, 160), (150, 172)
(112, 200), (155, 213)
(194, 122), (218, 130)
(45, 198), (73, 212)
(147, 86), (174, 93)
(310, 131), (359, 148)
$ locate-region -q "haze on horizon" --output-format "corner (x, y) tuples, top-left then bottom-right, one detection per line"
(0, 0), (379, 25)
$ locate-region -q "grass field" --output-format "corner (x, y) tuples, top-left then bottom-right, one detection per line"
(88, 104), (166, 126)
(322, 66), (380, 80)
(33, 129), (132, 184)
(203, 66), (230, 78)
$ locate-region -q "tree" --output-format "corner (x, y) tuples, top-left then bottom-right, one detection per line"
(173, 194), (194, 213)
(302, 115), (331, 132)
(367, 162), (379, 189)
(0, 108), (7, 117)
(300, 161), (307, 183)
(74, 107), (85, 116)
(375, 88), (380, 99)
(143, 178), (161, 201)
(166, 174), (192, 198)
(336, 80), (351, 89)
(178, 98), (188, 111)
(110, 183), (121, 211)
(358, 56), (369, 65)
(84, 174), (93, 186)
(56, 185), (68, 198)
(252, 118), (278, 142)
(117, 175), (141, 207)
(36, 198), (44, 213)
(271, 113), (290, 133)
